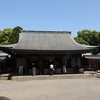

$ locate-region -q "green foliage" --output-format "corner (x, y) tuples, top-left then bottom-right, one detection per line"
(9, 26), (23, 44)
(0, 26), (23, 45)
(74, 29), (100, 46)
(74, 37), (88, 45)
(0, 28), (12, 45)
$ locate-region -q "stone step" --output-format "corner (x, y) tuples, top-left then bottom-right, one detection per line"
(0, 74), (11, 80)
(96, 73), (100, 78)
(11, 74), (94, 81)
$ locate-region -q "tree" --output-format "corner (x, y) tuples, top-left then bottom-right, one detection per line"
(74, 29), (100, 46)
(0, 26), (23, 45)
(9, 26), (23, 44)
(74, 37), (88, 45)
(0, 28), (12, 45)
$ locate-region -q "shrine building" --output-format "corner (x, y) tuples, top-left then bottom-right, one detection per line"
(0, 30), (97, 75)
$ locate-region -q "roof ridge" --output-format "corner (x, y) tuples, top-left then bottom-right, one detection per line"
(22, 30), (71, 34)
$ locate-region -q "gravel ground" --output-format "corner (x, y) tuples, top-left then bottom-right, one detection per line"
(0, 78), (100, 100)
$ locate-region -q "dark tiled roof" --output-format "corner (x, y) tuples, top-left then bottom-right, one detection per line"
(0, 30), (98, 51)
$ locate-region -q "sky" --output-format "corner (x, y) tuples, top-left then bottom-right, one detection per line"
(0, 0), (100, 37)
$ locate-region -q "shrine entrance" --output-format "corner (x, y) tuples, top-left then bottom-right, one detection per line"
(24, 54), (76, 75)
(27, 56), (62, 75)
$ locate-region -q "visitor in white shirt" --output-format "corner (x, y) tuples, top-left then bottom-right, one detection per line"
(50, 63), (54, 75)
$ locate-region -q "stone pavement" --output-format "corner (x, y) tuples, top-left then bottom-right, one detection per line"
(0, 77), (100, 100)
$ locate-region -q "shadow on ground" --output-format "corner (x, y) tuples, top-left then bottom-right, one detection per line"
(0, 96), (11, 100)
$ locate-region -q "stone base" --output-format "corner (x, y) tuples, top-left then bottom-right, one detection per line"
(11, 74), (94, 81)
(0, 74), (11, 80)
(96, 73), (100, 78)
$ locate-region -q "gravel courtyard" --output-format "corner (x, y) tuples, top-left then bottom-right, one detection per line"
(0, 78), (100, 100)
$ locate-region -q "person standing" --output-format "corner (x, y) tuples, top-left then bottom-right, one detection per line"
(50, 63), (54, 75)
(62, 64), (67, 74)
(18, 66), (23, 75)
(32, 67), (36, 76)
(32, 63), (36, 76)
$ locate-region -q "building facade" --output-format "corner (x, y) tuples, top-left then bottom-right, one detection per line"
(84, 53), (100, 71)
(0, 30), (97, 75)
